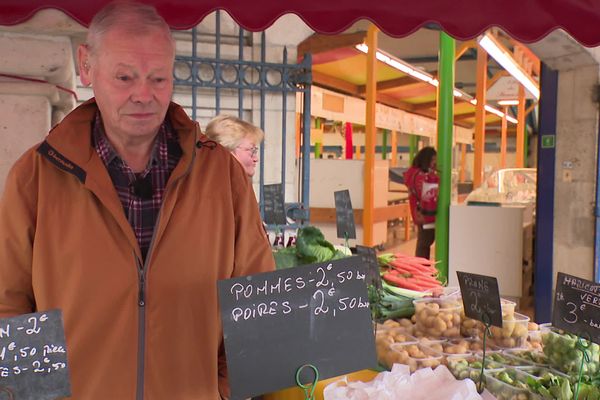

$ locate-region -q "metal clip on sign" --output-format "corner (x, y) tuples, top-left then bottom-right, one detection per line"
(478, 312), (493, 394)
(295, 364), (319, 400)
(573, 333), (592, 400)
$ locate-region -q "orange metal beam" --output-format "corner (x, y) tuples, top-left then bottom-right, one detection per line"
(473, 45), (487, 188)
(516, 85), (526, 167)
(455, 40), (476, 61)
(501, 106), (508, 168)
(357, 75), (416, 94)
(487, 70), (509, 90)
(312, 71), (361, 96)
(390, 130), (398, 167)
(363, 24), (378, 246)
(459, 143), (467, 182)
(297, 32), (367, 63)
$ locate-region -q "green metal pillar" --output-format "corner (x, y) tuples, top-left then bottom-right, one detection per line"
(409, 135), (418, 164)
(382, 129), (388, 160)
(314, 118), (322, 159)
(435, 32), (455, 284)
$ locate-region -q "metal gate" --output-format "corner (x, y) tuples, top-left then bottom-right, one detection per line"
(173, 11), (312, 232)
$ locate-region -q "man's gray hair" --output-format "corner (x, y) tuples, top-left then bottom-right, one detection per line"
(87, 1), (174, 55)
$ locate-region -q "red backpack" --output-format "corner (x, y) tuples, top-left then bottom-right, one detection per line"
(410, 170), (439, 217)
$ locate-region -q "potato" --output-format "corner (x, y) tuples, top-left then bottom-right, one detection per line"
(407, 344), (421, 358)
(443, 327), (460, 337)
(528, 322), (539, 331)
(399, 318), (413, 328)
(383, 319), (399, 327)
(433, 317), (448, 333)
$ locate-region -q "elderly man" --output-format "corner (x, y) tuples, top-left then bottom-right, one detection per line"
(0, 2), (274, 399)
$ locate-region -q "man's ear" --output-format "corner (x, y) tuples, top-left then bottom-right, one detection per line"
(77, 44), (92, 86)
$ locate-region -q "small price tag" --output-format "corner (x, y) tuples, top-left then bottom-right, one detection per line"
(457, 271), (502, 328)
(263, 184), (286, 226)
(553, 272), (600, 345)
(334, 190), (356, 240)
(355, 245), (381, 288)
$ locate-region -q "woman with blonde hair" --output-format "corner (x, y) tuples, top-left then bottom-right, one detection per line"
(205, 115), (264, 177)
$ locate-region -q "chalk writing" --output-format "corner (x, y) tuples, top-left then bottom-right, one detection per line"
(0, 310), (70, 399)
(457, 271), (502, 328)
(217, 256), (377, 398)
(553, 272), (600, 345)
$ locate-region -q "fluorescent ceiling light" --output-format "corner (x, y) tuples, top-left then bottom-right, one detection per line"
(356, 43), (517, 124)
(498, 99), (520, 106)
(478, 34), (540, 100)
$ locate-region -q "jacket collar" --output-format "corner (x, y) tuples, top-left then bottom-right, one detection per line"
(39, 98), (200, 261)
(44, 98), (198, 180)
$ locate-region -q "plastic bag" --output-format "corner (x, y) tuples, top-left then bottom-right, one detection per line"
(323, 364), (485, 400)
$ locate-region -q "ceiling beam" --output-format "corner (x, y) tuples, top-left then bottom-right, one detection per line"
(487, 70), (509, 90)
(297, 32), (367, 62)
(455, 40), (476, 61)
(312, 71), (361, 96)
(356, 75), (416, 94)
(391, 82), (437, 99)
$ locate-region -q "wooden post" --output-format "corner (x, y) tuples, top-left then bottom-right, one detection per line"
(516, 86), (526, 167)
(390, 130), (398, 166)
(473, 45), (487, 188)
(363, 24), (378, 246)
(460, 143), (467, 182)
(501, 106), (508, 169)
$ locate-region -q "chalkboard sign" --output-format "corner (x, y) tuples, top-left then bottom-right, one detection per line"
(457, 271), (502, 328)
(334, 189), (356, 239)
(218, 256), (376, 399)
(0, 310), (71, 400)
(355, 245), (381, 288)
(553, 272), (600, 345)
(263, 183), (287, 225)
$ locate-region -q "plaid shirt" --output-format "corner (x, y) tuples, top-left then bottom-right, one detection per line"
(93, 113), (182, 261)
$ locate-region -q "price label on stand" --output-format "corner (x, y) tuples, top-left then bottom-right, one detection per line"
(334, 189), (356, 239)
(263, 183), (287, 226)
(553, 272), (600, 345)
(0, 310), (71, 400)
(218, 256), (376, 399)
(457, 271), (502, 327)
(355, 245), (381, 288)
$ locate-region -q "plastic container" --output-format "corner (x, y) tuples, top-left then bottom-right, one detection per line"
(412, 297), (462, 338)
(526, 322), (550, 351)
(440, 337), (501, 358)
(460, 298), (517, 337)
(485, 369), (543, 400)
(388, 342), (443, 373)
(486, 312), (530, 349)
(487, 352), (534, 367)
(511, 367), (572, 398)
(418, 337), (447, 354)
(503, 349), (549, 368)
(541, 328), (600, 375)
(447, 355), (505, 382)
(375, 329), (418, 368)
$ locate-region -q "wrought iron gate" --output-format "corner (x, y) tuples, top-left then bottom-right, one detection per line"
(173, 12), (312, 231)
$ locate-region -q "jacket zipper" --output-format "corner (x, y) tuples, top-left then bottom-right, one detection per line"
(136, 256), (146, 400)
(135, 133), (198, 400)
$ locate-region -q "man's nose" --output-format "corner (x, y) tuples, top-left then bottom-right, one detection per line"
(131, 80), (153, 103)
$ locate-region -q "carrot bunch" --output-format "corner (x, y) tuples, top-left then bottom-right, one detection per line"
(380, 252), (444, 294)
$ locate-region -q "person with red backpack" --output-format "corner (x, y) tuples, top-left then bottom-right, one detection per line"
(404, 147), (439, 259)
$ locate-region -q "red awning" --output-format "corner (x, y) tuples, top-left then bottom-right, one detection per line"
(2, 0), (600, 46)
